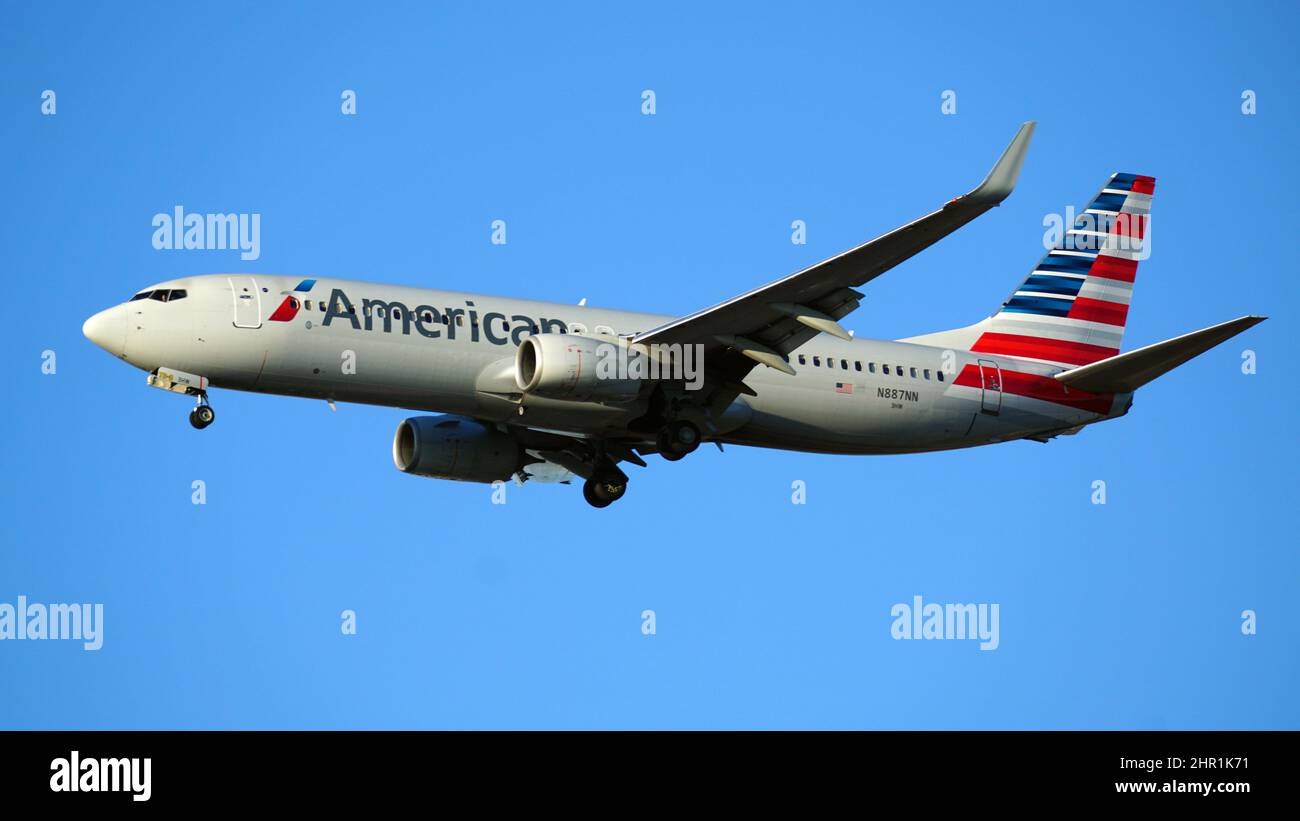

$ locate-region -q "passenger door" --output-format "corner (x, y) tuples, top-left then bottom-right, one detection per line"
(977, 359), (1002, 415)
(229, 276), (262, 328)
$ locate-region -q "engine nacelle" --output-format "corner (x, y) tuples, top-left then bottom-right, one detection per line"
(392, 415), (521, 483)
(514, 333), (641, 400)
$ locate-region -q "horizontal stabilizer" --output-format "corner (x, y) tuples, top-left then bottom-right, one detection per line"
(1054, 316), (1266, 393)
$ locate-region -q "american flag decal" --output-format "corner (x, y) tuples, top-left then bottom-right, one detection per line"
(835, 382), (853, 394)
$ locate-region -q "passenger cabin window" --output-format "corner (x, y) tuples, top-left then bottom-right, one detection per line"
(910, 367), (917, 378)
(813, 356), (821, 367)
(304, 300), (312, 311)
(854, 361), (862, 372)
(869, 363), (876, 373)
(923, 369), (930, 380)
(798, 355), (806, 365)
(882, 365), (889, 375)
(896, 365), (904, 376)
(937, 371), (945, 382)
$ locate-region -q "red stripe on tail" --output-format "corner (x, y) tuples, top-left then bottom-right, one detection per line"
(1088, 255), (1137, 283)
(1067, 297), (1129, 327)
(971, 332), (1119, 366)
(1112, 213), (1146, 239)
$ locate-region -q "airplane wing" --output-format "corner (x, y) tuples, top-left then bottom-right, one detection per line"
(632, 122), (1036, 394)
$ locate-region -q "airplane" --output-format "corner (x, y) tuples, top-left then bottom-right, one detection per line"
(82, 123), (1265, 508)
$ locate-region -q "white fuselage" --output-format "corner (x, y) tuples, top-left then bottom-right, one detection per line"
(85, 274), (1129, 454)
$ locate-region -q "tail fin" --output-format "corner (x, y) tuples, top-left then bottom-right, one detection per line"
(904, 172), (1155, 367)
(972, 172), (1154, 366)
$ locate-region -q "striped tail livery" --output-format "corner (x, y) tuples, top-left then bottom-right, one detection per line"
(971, 172), (1153, 368)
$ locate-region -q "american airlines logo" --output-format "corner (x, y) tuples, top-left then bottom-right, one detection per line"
(275, 284), (572, 345)
(269, 284), (706, 388)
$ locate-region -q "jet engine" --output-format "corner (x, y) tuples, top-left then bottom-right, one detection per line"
(392, 415), (522, 483)
(514, 333), (642, 401)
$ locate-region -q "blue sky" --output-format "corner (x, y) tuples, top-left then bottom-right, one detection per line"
(1, 1), (1295, 728)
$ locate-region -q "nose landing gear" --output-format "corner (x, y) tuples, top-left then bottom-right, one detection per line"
(146, 367), (215, 430)
(189, 394), (216, 430)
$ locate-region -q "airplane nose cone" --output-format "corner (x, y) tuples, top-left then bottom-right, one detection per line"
(82, 304), (128, 357)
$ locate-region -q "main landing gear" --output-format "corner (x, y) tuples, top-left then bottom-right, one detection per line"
(582, 466), (628, 509)
(189, 393), (216, 430)
(656, 420), (701, 461)
(580, 421), (703, 508)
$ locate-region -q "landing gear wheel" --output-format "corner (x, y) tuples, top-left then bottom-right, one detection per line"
(657, 420), (701, 461)
(189, 403), (215, 430)
(583, 473), (627, 508)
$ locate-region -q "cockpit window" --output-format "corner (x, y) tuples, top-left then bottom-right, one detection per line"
(138, 288), (187, 303)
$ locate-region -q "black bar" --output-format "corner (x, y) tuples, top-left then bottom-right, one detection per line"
(0, 731), (1286, 806)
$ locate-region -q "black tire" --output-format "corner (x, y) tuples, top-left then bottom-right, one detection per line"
(656, 428), (684, 461)
(671, 421), (700, 451)
(583, 474), (626, 507)
(659, 421), (700, 459)
(190, 405), (215, 429)
(582, 480), (612, 508)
